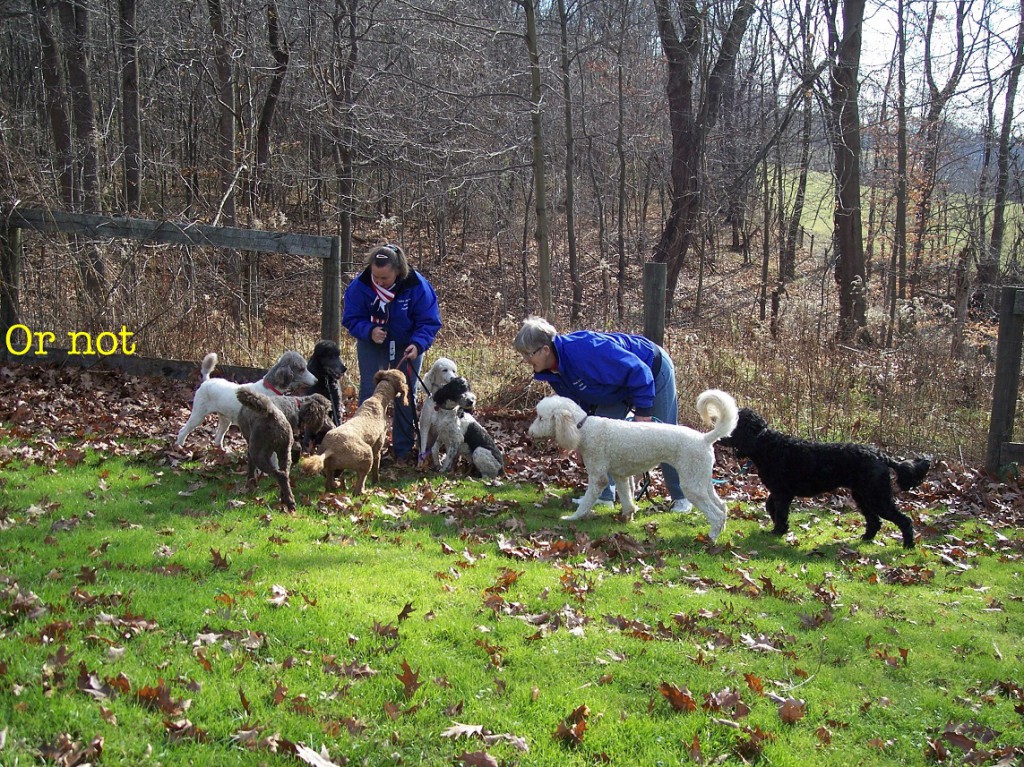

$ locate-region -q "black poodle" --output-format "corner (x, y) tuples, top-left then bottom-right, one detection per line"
(720, 408), (930, 549)
(304, 340), (347, 428)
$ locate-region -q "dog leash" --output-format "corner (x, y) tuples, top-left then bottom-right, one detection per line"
(388, 355), (437, 458)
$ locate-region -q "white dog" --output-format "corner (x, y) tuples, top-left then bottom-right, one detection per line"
(175, 351), (317, 448)
(528, 390), (738, 540)
(417, 356), (459, 465)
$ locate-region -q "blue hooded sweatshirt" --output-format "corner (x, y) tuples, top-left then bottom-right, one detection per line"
(534, 330), (661, 416)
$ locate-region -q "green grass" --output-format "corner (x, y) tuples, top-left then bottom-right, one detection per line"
(1, 436), (1022, 766)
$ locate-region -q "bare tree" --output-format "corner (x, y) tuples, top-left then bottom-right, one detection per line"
(249, 0), (289, 208)
(118, 0), (141, 212)
(56, 0), (100, 214)
(978, 0), (1024, 301)
(909, 0), (972, 299)
(49, 0), (107, 305)
(824, 0), (867, 340)
(556, 0), (583, 322)
(32, 0), (75, 209)
(651, 0), (757, 319)
(781, 0), (815, 285)
(888, 0), (909, 345)
(518, 0), (552, 319)
(206, 0), (238, 227)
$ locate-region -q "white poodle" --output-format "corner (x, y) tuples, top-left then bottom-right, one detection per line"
(417, 356), (459, 465)
(528, 390), (738, 540)
(175, 351), (317, 448)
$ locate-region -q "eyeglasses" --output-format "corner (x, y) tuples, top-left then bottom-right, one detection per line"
(523, 346), (546, 360)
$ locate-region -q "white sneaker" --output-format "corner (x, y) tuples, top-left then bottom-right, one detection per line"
(575, 496), (613, 508)
(669, 498), (693, 513)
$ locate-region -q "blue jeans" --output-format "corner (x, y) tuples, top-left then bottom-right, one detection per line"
(355, 338), (422, 459)
(592, 349), (685, 503)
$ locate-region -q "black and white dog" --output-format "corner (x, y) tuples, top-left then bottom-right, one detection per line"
(429, 377), (504, 478)
(720, 408), (930, 549)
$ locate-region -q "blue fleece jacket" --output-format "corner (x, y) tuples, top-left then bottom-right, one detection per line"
(342, 267), (441, 355)
(534, 331), (661, 416)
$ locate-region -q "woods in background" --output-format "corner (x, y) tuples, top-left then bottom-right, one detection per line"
(1, 0), (1022, 342)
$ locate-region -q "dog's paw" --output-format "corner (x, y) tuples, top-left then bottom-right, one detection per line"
(561, 509), (595, 522)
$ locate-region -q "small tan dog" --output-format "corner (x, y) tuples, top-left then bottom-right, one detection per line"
(301, 369), (408, 494)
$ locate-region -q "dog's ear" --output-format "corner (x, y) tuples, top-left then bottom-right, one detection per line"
(396, 377), (410, 406)
(301, 397), (331, 428)
(553, 409), (580, 450)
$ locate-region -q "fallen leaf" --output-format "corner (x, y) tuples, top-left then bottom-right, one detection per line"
(441, 723), (485, 740)
(268, 585), (289, 607)
(659, 682), (698, 712)
(553, 704), (589, 747)
(396, 659), (422, 699)
(456, 751), (498, 767)
(778, 697), (806, 724)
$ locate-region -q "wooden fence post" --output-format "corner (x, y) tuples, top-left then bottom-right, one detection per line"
(0, 223), (22, 361)
(643, 261), (666, 346)
(321, 235), (342, 343)
(986, 285), (1024, 474)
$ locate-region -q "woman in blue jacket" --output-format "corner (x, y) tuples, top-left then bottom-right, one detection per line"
(343, 244), (441, 464)
(514, 315), (691, 512)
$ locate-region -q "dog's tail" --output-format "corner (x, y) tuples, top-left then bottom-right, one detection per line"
(299, 453), (326, 475)
(889, 456), (931, 491)
(695, 389), (739, 445)
(237, 389), (277, 417)
(201, 352), (218, 382)
(472, 447), (504, 479)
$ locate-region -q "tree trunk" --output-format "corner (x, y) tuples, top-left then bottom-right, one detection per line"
(207, 0), (237, 227)
(56, 0), (99, 213)
(251, 0), (289, 207)
(979, 0), (1024, 301)
(328, 0), (358, 314)
(206, 0), (243, 319)
(909, 0), (969, 299)
(828, 0), (867, 341)
(556, 0), (582, 323)
(118, 0), (141, 212)
(652, 0), (756, 320)
(1, 226), (22, 361)
(888, 0), (908, 346)
(782, 0), (815, 283)
(615, 37), (627, 322)
(56, 0), (106, 306)
(522, 0), (551, 319)
(33, 0), (75, 209)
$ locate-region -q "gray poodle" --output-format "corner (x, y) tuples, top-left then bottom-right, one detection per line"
(236, 389), (296, 511)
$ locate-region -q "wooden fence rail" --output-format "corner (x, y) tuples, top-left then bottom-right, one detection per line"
(0, 206), (343, 346)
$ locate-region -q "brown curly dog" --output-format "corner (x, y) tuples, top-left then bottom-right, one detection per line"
(301, 369), (408, 494)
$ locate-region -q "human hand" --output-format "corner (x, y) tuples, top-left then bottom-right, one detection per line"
(402, 344), (418, 362)
(371, 327), (387, 344)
